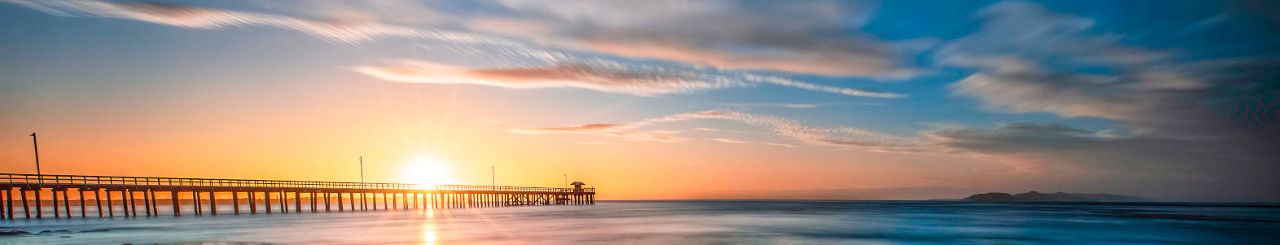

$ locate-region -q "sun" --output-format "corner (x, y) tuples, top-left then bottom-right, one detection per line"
(400, 156), (456, 187)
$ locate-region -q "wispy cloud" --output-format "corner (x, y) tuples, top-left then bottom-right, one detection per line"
(481, 0), (928, 78)
(354, 60), (906, 97)
(711, 138), (749, 144)
(765, 142), (798, 148)
(940, 1), (1279, 140)
(7, 0), (911, 98)
(6, 0), (506, 44)
(354, 61), (732, 96)
(718, 102), (881, 109)
(509, 127), (688, 143)
(924, 1), (1280, 200)
(508, 110), (929, 152)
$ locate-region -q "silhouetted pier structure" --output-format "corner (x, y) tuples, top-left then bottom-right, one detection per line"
(0, 173), (594, 219)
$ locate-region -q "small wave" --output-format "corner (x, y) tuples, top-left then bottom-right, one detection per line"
(0, 229), (74, 236)
(0, 230), (32, 236)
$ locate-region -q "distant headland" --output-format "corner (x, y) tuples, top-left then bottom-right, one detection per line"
(961, 191), (1144, 202)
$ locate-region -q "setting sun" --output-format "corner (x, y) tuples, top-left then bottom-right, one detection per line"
(400, 157), (456, 187)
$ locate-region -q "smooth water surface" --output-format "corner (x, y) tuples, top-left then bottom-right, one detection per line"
(1, 201), (1278, 244)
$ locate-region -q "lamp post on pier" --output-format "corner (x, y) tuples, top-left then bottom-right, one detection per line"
(30, 133), (41, 184)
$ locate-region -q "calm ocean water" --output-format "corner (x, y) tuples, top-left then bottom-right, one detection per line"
(1, 201), (1278, 244)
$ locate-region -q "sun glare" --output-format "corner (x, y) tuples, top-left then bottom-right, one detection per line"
(400, 157), (456, 187)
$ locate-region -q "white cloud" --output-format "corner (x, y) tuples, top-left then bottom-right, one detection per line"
(8, 0), (509, 45)
(509, 110), (929, 151)
(354, 60), (905, 98)
(479, 0), (925, 77)
(712, 138), (749, 144)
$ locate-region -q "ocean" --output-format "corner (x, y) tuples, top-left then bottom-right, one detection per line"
(1, 200), (1277, 244)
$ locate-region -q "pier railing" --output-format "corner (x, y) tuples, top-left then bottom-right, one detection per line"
(0, 173), (593, 193)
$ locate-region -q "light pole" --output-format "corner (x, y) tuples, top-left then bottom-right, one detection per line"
(30, 133), (41, 184)
(490, 166), (495, 189)
(359, 156), (364, 185)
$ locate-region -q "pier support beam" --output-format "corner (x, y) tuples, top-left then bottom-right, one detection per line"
(149, 190), (158, 216)
(4, 189), (11, 220)
(265, 192), (272, 213)
(249, 191), (257, 214)
(308, 192), (314, 213)
(142, 190), (151, 217)
(62, 189), (72, 218)
(293, 191), (301, 214)
(100, 189), (108, 216)
(233, 191), (240, 214)
(0, 189), (6, 220)
(126, 190), (135, 217)
(77, 189), (86, 218)
(105, 190), (114, 217)
(171, 191), (180, 216)
(208, 191), (216, 215)
(279, 191), (286, 213)
(34, 188), (42, 219)
(20, 189), (30, 219)
(0, 189), (5, 220)
(51, 189), (60, 218)
(192, 191), (201, 215)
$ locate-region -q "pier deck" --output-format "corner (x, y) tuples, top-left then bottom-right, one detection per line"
(0, 173), (594, 219)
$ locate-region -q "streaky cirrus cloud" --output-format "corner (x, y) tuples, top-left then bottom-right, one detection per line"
(507, 124), (688, 143)
(4, 0), (510, 44)
(937, 1), (1275, 139)
(7, 0), (925, 79)
(717, 102), (881, 109)
(354, 60), (906, 98)
(927, 1), (1280, 201)
(353, 61), (731, 96)
(5, 0), (911, 98)
(711, 138), (749, 144)
(764, 143), (798, 148)
(474, 0), (928, 78)
(508, 110), (930, 152)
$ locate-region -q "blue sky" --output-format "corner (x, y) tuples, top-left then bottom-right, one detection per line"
(1, 0), (1277, 201)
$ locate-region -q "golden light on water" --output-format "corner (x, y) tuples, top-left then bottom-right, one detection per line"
(401, 156), (457, 187)
(422, 202), (440, 245)
(422, 224), (439, 245)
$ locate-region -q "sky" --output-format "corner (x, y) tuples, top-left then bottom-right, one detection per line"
(1, 0), (1277, 202)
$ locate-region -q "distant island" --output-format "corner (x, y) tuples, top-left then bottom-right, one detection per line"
(962, 191), (1144, 202)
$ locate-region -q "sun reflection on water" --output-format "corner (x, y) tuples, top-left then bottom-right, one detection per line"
(422, 204), (439, 245)
(422, 224), (438, 245)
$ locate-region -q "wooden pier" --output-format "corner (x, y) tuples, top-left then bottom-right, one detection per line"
(0, 173), (594, 219)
